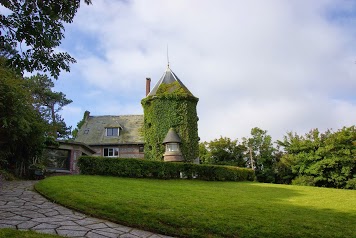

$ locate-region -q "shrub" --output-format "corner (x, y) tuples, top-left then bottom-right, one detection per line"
(291, 176), (316, 186)
(78, 156), (255, 182)
(0, 169), (16, 181)
(345, 178), (356, 190)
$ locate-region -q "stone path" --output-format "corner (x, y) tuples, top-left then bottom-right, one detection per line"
(0, 180), (173, 238)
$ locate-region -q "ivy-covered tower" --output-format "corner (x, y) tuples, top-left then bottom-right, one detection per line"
(141, 66), (199, 162)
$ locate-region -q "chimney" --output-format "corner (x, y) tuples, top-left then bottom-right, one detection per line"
(146, 77), (151, 96)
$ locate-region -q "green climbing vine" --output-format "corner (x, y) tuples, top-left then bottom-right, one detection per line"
(141, 81), (199, 162)
(72, 110), (90, 138)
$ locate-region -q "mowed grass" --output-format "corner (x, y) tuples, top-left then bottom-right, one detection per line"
(35, 175), (356, 238)
(0, 228), (61, 238)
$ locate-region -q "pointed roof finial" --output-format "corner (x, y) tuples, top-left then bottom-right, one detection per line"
(167, 44), (170, 68)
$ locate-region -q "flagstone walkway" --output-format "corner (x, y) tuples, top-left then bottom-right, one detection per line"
(0, 180), (173, 238)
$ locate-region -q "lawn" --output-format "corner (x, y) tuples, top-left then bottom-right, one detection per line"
(35, 175), (356, 238)
(0, 228), (61, 238)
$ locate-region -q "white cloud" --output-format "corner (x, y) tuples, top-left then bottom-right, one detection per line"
(59, 0), (356, 141)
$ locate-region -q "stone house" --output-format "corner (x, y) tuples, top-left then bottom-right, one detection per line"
(72, 65), (198, 162)
(74, 114), (144, 158)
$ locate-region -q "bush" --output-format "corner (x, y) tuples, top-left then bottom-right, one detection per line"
(345, 178), (356, 190)
(0, 169), (16, 181)
(78, 156), (255, 182)
(291, 176), (316, 186)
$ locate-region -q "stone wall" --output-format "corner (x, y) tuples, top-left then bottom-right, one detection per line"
(90, 145), (144, 159)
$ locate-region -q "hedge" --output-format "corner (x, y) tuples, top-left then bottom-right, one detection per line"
(78, 156), (255, 182)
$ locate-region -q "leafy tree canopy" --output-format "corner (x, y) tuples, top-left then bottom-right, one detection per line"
(0, 58), (47, 177)
(243, 127), (277, 183)
(277, 127), (356, 188)
(25, 74), (72, 139)
(0, 0), (91, 78)
(200, 137), (246, 167)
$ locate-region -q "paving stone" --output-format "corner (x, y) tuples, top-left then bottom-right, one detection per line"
(35, 229), (57, 235)
(30, 200), (46, 205)
(0, 207), (23, 212)
(105, 221), (123, 228)
(91, 229), (120, 238)
(0, 211), (16, 218)
(0, 219), (23, 226)
(64, 214), (86, 220)
(6, 201), (25, 206)
(148, 235), (162, 238)
(33, 223), (59, 230)
(57, 225), (90, 231)
(36, 201), (55, 206)
(85, 222), (108, 229)
(56, 208), (75, 215)
(6, 215), (31, 221)
(57, 229), (88, 237)
(0, 224), (15, 228)
(18, 211), (46, 218)
(97, 227), (125, 235)
(1, 180), (176, 238)
(22, 205), (39, 210)
(31, 217), (67, 223)
(113, 225), (133, 233)
(45, 210), (60, 216)
(17, 221), (40, 229)
(119, 234), (140, 238)
(130, 229), (154, 238)
(75, 218), (103, 226)
(86, 231), (111, 238)
(52, 220), (78, 226)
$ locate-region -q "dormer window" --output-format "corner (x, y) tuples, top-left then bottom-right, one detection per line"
(106, 127), (119, 137)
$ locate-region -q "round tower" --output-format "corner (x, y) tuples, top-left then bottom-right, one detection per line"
(141, 66), (199, 162)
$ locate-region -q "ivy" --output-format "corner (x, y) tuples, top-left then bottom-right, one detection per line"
(72, 110), (89, 138)
(141, 81), (199, 162)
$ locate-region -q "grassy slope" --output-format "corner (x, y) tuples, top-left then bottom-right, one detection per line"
(35, 176), (356, 238)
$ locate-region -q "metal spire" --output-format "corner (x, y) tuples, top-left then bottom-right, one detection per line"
(167, 44), (170, 68)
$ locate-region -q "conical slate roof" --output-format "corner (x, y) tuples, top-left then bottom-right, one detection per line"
(147, 66), (194, 97)
(163, 128), (182, 144)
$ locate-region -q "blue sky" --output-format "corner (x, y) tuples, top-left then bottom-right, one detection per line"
(51, 0), (356, 142)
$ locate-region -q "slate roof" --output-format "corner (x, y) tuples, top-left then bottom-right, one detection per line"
(163, 128), (182, 144)
(147, 66), (194, 97)
(74, 115), (144, 145)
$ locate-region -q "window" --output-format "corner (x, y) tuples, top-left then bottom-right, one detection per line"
(106, 127), (119, 136)
(166, 143), (180, 152)
(42, 149), (70, 170)
(139, 146), (144, 153)
(103, 148), (119, 157)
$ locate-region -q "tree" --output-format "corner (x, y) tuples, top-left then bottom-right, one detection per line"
(0, 0), (92, 78)
(72, 110), (90, 138)
(0, 58), (48, 177)
(277, 127), (356, 188)
(25, 74), (72, 139)
(244, 127), (276, 183)
(200, 137), (246, 167)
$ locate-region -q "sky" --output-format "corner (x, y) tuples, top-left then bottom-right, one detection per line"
(52, 0), (356, 142)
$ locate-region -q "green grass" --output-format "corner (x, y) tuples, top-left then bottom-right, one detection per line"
(0, 229), (61, 238)
(35, 175), (356, 238)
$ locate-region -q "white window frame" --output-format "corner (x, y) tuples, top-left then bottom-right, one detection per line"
(166, 143), (180, 152)
(103, 148), (119, 157)
(106, 127), (119, 137)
